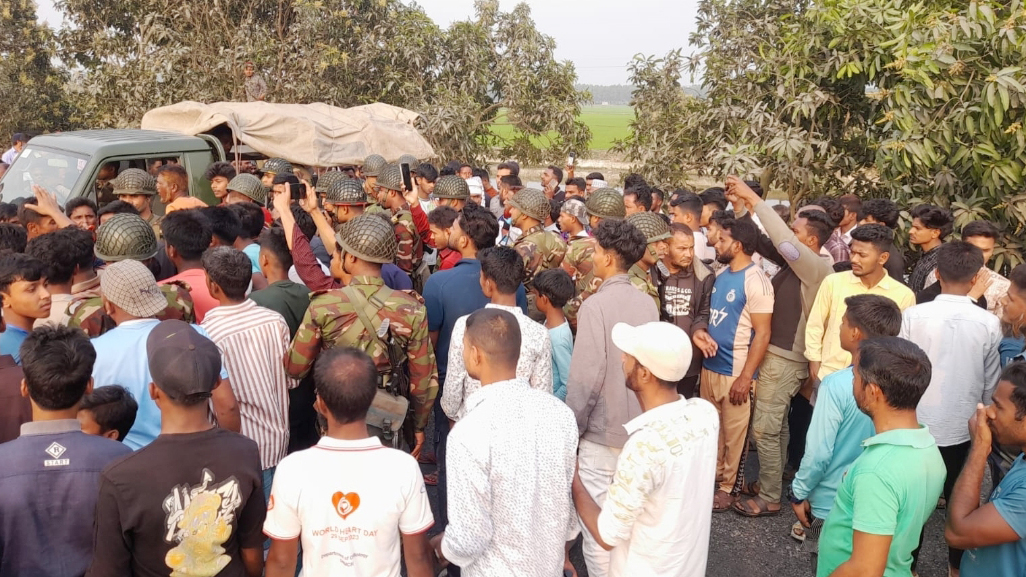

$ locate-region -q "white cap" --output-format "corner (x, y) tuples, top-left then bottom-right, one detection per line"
(466, 176), (485, 198)
(611, 322), (693, 382)
(591, 179), (608, 189)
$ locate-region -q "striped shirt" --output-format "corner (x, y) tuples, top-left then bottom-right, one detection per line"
(202, 300), (297, 469)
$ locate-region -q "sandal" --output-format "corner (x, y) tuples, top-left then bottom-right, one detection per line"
(740, 480), (761, 497)
(733, 496), (781, 518)
(790, 521), (806, 542)
(423, 471), (438, 486)
(713, 490), (735, 513)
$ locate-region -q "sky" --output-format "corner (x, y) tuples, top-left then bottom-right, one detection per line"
(32, 0), (700, 85)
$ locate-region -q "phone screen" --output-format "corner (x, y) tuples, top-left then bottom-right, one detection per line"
(290, 182), (306, 201)
(400, 163), (413, 192)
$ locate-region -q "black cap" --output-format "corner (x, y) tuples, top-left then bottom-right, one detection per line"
(146, 320), (222, 401)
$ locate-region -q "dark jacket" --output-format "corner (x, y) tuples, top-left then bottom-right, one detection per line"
(660, 258), (713, 377)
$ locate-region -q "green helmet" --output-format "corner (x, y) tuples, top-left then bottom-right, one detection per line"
(377, 164), (404, 192)
(325, 178), (370, 206)
(262, 157), (293, 177)
(316, 171), (348, 193)
(509, 188), (551, 222)
(226, 173), (267, 204)
(398, 154), (419, 167)
(434, 175), (470, 200)
(111, 168), (156, 197)
(335, 213), (397, 264)
(94, 213), (159, 262)
(362, 154), (387, 177)
(586, 188), (626, 219)
(627, 211), (672, 244)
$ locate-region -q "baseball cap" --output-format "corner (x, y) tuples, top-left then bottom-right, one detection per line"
(590, 179), (609, 189)
(146, 320), (222, 401)
(560, 198), (588, 228)
(466, 176), (485, 199)
(611, 321), (693, 382)
(100, 260), (167, 318)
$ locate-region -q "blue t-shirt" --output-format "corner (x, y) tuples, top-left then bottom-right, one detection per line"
(0, 325), (29, 364)
(961, 454), (1026, 576)
(704, 263), (774, 377)
(242, 243), (261, 274)
(423, 258), (527, 382)
(548, 321), (573, 401)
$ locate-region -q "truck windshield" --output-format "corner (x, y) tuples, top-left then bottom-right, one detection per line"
(0, 147), (89, 206)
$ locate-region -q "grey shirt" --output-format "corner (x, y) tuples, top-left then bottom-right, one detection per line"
(566, 274), (660, 448)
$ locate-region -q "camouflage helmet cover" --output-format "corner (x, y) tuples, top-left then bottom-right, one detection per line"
(433, 175), (470, 200)
(509, 188), (551, 222)
(111, 168), (157, 197)
(627, 211), (672, 243)
(262, 157), (293, 177)
(325, 178), (370, 206)
(335, 213), (398, 264)
(377, 164), (404, 192)
(226, 173), (267, 203)
(362, 154), (388, 177)
(585, 188), (627, 219)
(94, 213), (159, 262)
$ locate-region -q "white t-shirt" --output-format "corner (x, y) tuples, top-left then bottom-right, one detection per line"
(263, 436), (433, 576)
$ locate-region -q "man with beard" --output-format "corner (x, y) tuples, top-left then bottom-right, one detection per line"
(804, 225), (916, 383)
(572, 321), (719, 577)
(702, 218), (774, 512)
(659, 223), (714, 398)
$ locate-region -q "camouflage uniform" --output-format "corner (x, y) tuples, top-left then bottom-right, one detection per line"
(561, 236), (599, 327)
(509, 188), (566, 286)
(626, 211), (672, 312)
(378, 164), (423, 274)
(69, 213), (197, 336)
(283, 214), (438, 431)
(67, 282), (196, 337)
(628, 263), (660, 310)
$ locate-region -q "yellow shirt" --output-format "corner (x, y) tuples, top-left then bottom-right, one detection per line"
(804, 271), (915, 379)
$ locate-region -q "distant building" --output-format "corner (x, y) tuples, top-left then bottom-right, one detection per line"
(601, 101), (609, 106)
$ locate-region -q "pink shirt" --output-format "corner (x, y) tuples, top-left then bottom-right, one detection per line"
(158, 268), (217, 322)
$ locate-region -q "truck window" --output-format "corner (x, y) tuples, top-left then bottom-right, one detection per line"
(93, 156), (181, 206)
(0, 147), (88, 206)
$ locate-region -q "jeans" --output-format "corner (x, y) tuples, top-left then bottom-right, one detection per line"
(262, 467), (276, 552)
(577, 438), (622, 577)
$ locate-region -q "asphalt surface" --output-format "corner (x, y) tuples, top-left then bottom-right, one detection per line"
(420, 430), (955, 577)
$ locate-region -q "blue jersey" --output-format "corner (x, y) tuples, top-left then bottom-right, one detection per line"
(703, 263), (774, 377)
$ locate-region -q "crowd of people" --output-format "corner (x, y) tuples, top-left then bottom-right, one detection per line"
(0, 146), (1024, 577)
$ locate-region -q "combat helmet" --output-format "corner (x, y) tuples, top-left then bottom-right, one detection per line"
(316, 170), (348, 193)
(585, 188), (626, 219)
(398, 154), (419, 167)
(110, 168), (156, 196)
(362, 154), (388, 177)
(94, 213), (159, 262)
(262, 157), (293, 178)
(226, 173), (267, 204)
(433, 175), (470, 200)
(325, 178), (370, 206)
(377, 164), (404, 192)
(509, 188), (550, 222)
(627, 211), (672, 244)
(335, 213), (398, 264)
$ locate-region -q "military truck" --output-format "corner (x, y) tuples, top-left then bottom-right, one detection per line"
(0, 129), (227, 208)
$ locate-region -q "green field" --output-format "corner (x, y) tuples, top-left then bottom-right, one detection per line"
(489, 105), (634, 152)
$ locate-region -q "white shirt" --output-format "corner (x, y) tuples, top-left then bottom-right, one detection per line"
(442, 303), (553, 420)
(693, 229), (713, 263)
(202, 300), (298, 469)
(441, 379), (579, 576)
(1, 148), (17, 165)
(263, 436), (433, 576)
(900, 294), (1002, 446)
(598, 396), (719, 577)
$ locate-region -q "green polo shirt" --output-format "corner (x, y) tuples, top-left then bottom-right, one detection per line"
(817, 425), (945, 577)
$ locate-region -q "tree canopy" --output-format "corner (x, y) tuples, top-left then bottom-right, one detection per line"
(619, 0), (1026, 270)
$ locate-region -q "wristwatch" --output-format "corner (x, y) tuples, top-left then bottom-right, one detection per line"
(787, 486), (804, 505)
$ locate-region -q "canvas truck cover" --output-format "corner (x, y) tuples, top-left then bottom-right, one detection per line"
(140, 101), (434, 167)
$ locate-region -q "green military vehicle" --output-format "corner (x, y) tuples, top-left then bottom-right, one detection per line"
(0, 129), (227, 208)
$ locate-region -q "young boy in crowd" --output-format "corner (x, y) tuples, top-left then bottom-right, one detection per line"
(0, 253), (51, 363)
(533, 268), (575, 401)
(78, 385), (139, 442)
(428, 206), (462, 271)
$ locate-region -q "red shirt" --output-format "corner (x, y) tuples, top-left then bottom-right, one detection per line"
(159, 268), (218, 323)
(438, 248), (462, 271)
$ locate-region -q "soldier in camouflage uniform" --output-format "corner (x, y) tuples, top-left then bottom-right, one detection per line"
(625, 211), (671, 310)
(284, 213), (438, 455)
(510, 188), (567, 286)
(110, 168), (160, 236)
(372, 164), (424, 278)
(562, 188), (626, 329)
(260, 157), (293, 188)
(323, 177), (371, 226)
(433, 175), (470, 211)
(361, 154), (387, 199)
(66, 213), (195, 336)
